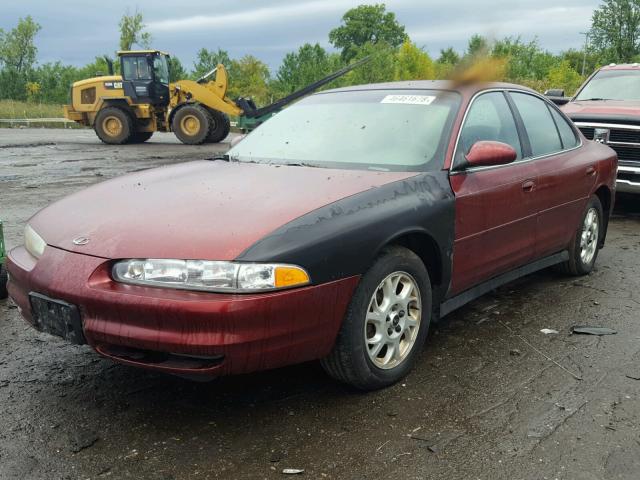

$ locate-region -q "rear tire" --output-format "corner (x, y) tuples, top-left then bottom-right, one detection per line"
(557, 195), (604, 276)
(129, 131), (153, 143)
(206, 110), (231, 143)
(172, 104), (211, 145)
(94, 107), (134, 145)
(0, 264), (8, 300)
(321, 246), (431, 390)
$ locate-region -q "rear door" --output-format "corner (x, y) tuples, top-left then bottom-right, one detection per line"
(449, 91), (538, 296)
(508, 92), (594, 258)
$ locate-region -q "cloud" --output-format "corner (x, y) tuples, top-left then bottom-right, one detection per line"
(148, 0), (354, 32)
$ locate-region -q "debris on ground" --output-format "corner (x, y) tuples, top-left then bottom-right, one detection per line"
(570, 326), (617, 336)
(509, 349), (522, 356)
(540, 328), (559, 334)
(69, 429), (99, 453)
(282, 468), (305, 474)
(625, 373), (640, 381)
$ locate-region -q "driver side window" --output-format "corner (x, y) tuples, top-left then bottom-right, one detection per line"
(456, 92), (522, 165)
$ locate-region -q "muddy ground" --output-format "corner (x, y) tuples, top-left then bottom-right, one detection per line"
(1, 128), (639, 480)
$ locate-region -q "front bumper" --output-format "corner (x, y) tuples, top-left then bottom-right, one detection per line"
(7, 245), (359, 378)
(617, 165), (640, 194)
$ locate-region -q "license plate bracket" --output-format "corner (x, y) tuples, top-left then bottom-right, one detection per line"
(29, 292), (86, 345)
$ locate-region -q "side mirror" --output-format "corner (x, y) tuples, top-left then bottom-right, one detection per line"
(465, 141), (517, 168)
(545, 88), (565, 97)
(544, 88), (571, 106)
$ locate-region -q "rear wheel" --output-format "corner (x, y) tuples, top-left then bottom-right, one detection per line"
(557, 195), (604, 276)
(0, 264), (8, 300)
(94, 107), (133, 145)
(321, 246), (431, 390)
(206, 109), (231, 143)
(129, 131), (153, 143)
(172, 104), (211, 145)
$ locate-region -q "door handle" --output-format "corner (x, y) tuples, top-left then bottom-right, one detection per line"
(586, 166), (596, 176)
(522, 180), (535, 192)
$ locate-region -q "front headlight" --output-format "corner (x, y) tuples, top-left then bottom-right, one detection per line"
(112, 259), (310, 293)
(25, 224), (46, 258)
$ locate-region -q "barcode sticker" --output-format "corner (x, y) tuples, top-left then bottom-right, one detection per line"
(381, 95), (436, 105)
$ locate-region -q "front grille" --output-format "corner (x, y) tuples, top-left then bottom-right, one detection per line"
(609, 145), (640, 163)
(609, 129), (640, 143)
(579, 127), (595, 140)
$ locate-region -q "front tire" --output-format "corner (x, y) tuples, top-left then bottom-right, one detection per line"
(321, 246), (431, 390)
(172, 104), (211, 145)
(94, 107), (134, 145)
(558, 195), (604, 276)
(128, 131), (153, 143)
(205, 109), (231, 143)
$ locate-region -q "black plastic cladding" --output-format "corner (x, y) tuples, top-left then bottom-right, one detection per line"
(236, 171), (455, 304)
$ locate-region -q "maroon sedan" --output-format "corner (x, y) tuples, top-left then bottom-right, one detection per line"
(7, 81), (616, 390)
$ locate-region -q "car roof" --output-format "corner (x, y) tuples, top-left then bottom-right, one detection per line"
(321, 80), (538, 97)
(599, 63), (640, 71)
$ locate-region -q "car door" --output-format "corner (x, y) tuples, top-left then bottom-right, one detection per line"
(508, 92), (595, 258)
(449, 91), (538, 296)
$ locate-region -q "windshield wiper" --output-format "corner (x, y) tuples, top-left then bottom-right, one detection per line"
(207, 153), (230, 161)
(283, 162), (320, 168)
(579, 98), (609, 101)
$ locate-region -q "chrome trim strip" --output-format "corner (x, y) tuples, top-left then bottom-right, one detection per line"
(608, 141), (640, 147)
(450, 89), (583, 175)
(619, 165), (640, 173)
(574, 122), (640, 131)
(617, 179), (640, 186)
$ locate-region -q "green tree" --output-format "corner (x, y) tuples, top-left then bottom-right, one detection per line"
(119, 10), (152, 51)
(466, 34), (489, 57)
(395, 40), (435, 80)
(560, 48), (602, 76)
(275, 43), (335, 95)
(591, 0), (640, 62)
(345, 41), (397, 85)
(329, 4), (407, 61)
(227, 55), (271, 105)
(492, 37), (555, 81)
(192, 48), (231, 80)
(546, 60), (584, 95)
(167, 56), (187, 82)
(0, 16), (42, 100)
(438, 47), (460, 65)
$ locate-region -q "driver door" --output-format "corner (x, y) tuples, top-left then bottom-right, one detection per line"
(449, 91), (538, 295)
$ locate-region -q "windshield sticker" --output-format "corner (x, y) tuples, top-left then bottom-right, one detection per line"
(381, 95), (436, 105)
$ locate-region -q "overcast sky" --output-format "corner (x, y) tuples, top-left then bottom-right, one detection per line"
(2, 0), (600, 72)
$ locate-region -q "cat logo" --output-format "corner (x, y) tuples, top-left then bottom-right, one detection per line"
(104, 81), (123, 90)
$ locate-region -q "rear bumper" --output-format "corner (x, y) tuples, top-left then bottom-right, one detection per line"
(617, 165), (640, 194)
(7, 245), (359, 378)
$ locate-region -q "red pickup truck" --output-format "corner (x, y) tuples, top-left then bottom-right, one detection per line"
(548, 64), (640, 194)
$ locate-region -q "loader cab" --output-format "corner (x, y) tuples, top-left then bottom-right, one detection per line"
(118, 50), (170, 106)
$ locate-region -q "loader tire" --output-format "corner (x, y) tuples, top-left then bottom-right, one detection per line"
(95, 107), (134, 145)
(172, 104), (211, 145)
(129, 131), (154, 143)
(206, 110), (231, 143)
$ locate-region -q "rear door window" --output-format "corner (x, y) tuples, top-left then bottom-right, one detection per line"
(549, 107), (579, 149)
(456, 91), (522, 165)
(510, 92), (562, 157)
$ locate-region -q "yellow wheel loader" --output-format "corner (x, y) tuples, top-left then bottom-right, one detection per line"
(64, 50), (367, 145)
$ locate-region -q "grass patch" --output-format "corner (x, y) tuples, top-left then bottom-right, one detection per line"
(0, 100), (64, 119)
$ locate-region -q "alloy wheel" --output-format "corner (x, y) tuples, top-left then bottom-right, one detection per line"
(580, 207), (599, 265)
(364, 271), (422, 370)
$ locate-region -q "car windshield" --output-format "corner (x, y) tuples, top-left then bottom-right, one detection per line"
(228, 89), (461, 171)
(575, 69), (640, 101)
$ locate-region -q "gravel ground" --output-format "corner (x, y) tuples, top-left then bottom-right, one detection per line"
(1, 128), (639, 480)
